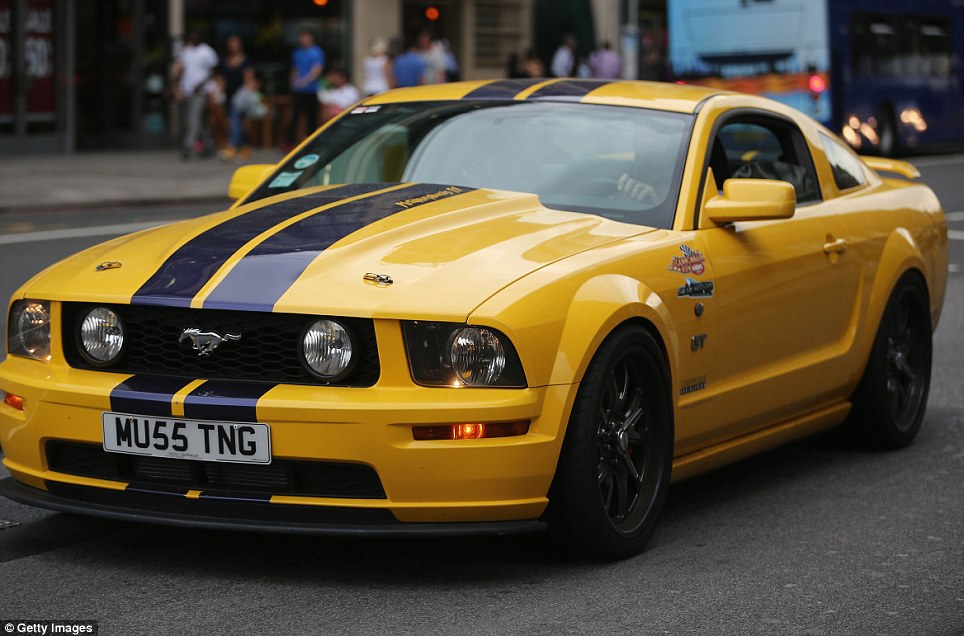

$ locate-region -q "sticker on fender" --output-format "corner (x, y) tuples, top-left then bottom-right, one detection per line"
(102, 412), (271, 464)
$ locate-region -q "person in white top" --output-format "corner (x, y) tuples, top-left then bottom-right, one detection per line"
(362, 38), (392, 95)
(172, 31), (219, 159)
(319, 68), (362, 122)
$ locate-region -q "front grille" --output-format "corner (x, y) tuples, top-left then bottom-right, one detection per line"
(62, 303), (379, 386)
(46, 440), (386, 499)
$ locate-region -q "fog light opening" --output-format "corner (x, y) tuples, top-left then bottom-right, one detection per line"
(412, 420), (530, 441)
(3, 391), (24, 412)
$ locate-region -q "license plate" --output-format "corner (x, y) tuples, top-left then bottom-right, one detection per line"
(102, 412), (271, 464)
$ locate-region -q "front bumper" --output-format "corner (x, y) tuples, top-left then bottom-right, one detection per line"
(1, 351), (578, 528)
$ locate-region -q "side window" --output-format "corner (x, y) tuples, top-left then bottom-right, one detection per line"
(711, 118), (821, 204)
(820, 132), (867, 191)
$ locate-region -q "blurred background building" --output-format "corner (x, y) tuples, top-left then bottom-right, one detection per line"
(2, 0), (959, 156)
(0, 0), (669, 154)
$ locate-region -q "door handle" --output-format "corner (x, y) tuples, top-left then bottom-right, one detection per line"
(823, 237), (848, 254)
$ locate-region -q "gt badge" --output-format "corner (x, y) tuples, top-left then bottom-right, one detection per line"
(95, 261), (123, 271)
(668, 245), (705, 275)
(691, 334), (707, 351)
(179, 328), (241, 357)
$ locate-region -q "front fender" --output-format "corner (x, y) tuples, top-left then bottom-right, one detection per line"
(469, 269), (676, 389)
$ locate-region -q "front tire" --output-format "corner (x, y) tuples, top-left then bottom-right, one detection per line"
(548, 325), (673, 559)
(846, 273), (932, 448)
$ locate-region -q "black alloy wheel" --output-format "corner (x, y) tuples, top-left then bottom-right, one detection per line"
(548, 325), (673, 559)
(845, 273), (932, 448)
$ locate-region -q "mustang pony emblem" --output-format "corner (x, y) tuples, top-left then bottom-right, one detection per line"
(178, 328), (241, 357)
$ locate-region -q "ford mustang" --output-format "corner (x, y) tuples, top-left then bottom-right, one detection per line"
(0, 79), (948, 557)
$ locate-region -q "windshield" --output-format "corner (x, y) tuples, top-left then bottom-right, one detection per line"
(248, 101), (693, 228)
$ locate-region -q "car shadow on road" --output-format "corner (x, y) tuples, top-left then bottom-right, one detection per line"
(2, 416), (945, 583)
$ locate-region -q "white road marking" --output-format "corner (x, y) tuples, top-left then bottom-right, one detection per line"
(0, 220), (171, 246)
(944, 210), (964, 223)
(948, 230), (964, 241)
(949, 264), (960, 273)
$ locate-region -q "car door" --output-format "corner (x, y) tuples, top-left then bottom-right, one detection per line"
(694, 115), (862, 446)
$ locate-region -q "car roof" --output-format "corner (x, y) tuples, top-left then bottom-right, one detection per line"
(363, 79), (731, 114)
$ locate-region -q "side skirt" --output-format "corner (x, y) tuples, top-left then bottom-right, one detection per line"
(670, 402), (851, 483)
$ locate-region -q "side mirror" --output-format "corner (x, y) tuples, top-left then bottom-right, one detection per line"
(228, 164), (275, 200)
(704, 178), (796, 224)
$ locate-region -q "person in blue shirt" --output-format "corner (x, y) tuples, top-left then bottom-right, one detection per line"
(285, 28), (325, 149)
(392, 36), (427, 88)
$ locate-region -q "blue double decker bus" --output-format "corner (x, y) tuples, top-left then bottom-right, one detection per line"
(668, 0), (964, 155)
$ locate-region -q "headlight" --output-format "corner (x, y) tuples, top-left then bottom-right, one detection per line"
(403, 321), (526, 387)
(78, 307), (125, 365)
(8, 300), (51, 361)
(302, 319), (354, 381)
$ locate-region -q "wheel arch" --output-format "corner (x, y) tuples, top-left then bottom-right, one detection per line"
(545, 274), (676, 389)
(852, 228), (932, 384)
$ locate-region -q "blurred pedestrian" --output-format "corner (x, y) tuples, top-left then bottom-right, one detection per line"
(363, 38), (392, 95)
(216, 35), (254, 159)
(392, 36), (427, 88)
(522, 48), (547, 78)
(551, 34), (577, 78)
(417, 30), (446, 84)
(285, 28), (325, 151)
(440, 39), (460, 82)
(319, 67), (361, 122)
(220, 71), (267, 161)
(172, 31), (219, 160)
(220, 36), (254, 106)
(589, 41), (620, 79)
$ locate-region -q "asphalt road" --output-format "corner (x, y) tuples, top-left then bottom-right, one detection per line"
(0, 164), (962, 635)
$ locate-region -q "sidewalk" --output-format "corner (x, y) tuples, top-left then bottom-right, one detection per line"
(0, 149), (283, 213)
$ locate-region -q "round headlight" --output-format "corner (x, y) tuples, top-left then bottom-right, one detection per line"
(79, 307), (125, 364)
(449, 327), (506, 386)
(302, 319), (354, 380)
(11, 300), (51, 360)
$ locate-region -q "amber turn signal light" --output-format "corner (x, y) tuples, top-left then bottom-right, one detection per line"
(412, 420), (529, 441)
(3, 391), (24, 412)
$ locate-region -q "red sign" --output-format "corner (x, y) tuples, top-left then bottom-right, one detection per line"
(0, 0), (12, 122)
(25, 0), (55, 120)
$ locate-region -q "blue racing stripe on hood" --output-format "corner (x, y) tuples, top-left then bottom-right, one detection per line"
(202, 183), (474, 312)
(130, 184), (382, 307)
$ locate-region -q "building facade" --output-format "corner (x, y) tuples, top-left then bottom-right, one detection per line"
(0, 0), (666, 153)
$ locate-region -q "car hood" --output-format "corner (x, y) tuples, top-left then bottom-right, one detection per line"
(24, 183), (653, 320)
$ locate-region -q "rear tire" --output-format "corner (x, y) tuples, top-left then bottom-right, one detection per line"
(844, 273), (932, 448)
(548, 325), (673, 559)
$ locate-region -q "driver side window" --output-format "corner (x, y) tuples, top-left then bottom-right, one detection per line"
(711, 118), (821, 204)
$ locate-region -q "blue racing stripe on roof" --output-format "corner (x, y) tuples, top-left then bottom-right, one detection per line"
(461, 78), (546, 100)
(203, 183), (474, 312)
(182, 380), (275, 422)
(130, 184), (381, 308)
(110, 374), (194, 417)
(526, 79), (614, 101)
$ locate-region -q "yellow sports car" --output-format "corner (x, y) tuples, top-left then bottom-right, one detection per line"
(0, 80), (948, 558)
